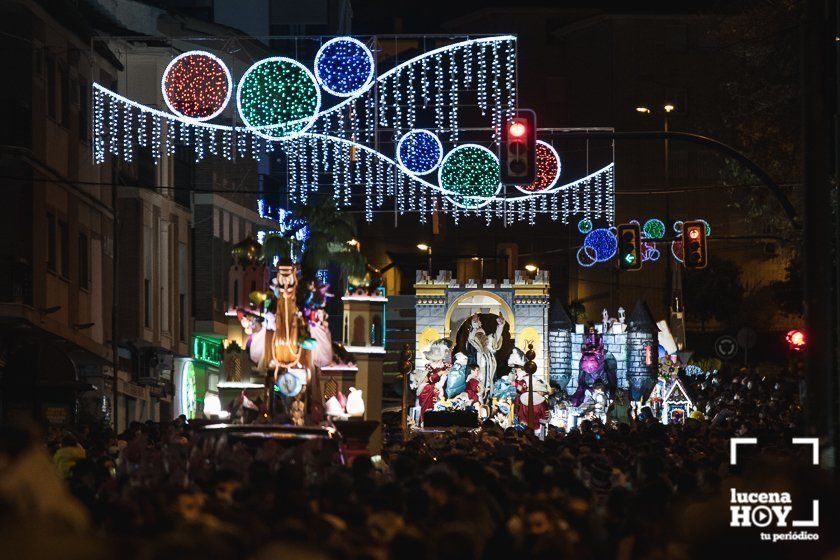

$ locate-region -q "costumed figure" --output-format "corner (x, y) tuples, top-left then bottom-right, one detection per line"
(467, 313), (506, 403)
(237, 311), (267, 367)
(445, 352), (468, 399)
(302, 281), (335, 368)
(269, 265), (321, 424)
(510, 348), (549, 431)
(569, 324), (617, 407)
(417, 339), (451, 421)
(465, 364), (481, 402)
(607, 389), (632, 425)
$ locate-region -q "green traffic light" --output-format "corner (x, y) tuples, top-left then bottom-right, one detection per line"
(624, 253), (635, 264)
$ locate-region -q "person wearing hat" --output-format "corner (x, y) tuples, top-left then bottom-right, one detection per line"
(467, 313), (506, 404)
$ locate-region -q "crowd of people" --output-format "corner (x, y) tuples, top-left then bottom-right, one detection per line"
(0, 365), (837, 560)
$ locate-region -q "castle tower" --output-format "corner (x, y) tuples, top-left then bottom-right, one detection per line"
(547, 300), (573, 393)
(626, 300), (658, 401)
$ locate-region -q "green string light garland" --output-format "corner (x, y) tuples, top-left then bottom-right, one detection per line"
(236, 57), (321, 140)
(438, 144), (501, 208)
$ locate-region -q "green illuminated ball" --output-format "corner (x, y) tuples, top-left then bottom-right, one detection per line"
(643, 218), (666, 239)
(438, 144), (500, 209)
(237, 57), (321, 140)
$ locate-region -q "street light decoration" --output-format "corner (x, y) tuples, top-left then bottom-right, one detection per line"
(93, 35), (615, 226)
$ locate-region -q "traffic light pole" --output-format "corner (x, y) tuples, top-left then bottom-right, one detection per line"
(557, 130), (799, 227)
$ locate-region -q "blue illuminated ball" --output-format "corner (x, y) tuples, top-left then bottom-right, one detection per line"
(583, 228), (618, 262)
(314, 37), (374, 97)
(397, 130), (443, 175)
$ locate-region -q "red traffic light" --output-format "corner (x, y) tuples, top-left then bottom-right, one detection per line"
(509, 121), (527, 138)
(785, 329), (806, 351)
(501, 109), (537, 185)
(681, 220), (708, 269)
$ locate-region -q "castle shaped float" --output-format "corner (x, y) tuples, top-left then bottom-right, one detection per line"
(412, 269), (658, 429)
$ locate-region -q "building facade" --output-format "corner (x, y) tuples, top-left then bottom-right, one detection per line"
(0, 0), (121, 429)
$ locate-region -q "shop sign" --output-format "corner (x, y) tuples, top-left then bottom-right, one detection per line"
(192, 335), (223, 366)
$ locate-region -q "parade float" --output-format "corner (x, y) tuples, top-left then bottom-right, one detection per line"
(408, 269), (660, 432)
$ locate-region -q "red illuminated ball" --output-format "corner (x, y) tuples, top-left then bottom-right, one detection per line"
(162, 51), (232, 121)
(516, 141), (560, 193)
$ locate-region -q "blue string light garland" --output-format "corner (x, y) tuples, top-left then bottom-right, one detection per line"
(396, 129), (443, 175)
(314, 37), (374, 97)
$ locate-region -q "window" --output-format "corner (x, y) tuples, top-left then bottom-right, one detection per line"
(59, 66), (69, 126)
(46, 56), (56, 119)
(47, 212), (56, 272)
(179, 294), (187, 341)
(159, 222), (170, 332)
(33, 46), (44, 79)
(78, 233), (89, 289)
(78, 83), (89, 141)
(58, 220), (69, 278)
(144, 225), (152, 328)
(179, 242), (187, 342)
(144, 279), (151, 328)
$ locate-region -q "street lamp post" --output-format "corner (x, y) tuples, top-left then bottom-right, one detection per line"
(636, 103), (684, 349)
(417, 243), (432, 279)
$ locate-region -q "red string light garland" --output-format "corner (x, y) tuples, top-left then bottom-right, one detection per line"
(162, 51), (232, 121)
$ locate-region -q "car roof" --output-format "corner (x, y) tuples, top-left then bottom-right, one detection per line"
(198, 423), (338, 441)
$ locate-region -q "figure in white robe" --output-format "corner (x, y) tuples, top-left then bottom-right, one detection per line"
(467, 313), (506, 403)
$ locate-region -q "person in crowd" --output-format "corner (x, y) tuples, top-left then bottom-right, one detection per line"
(0, 363), (835, 560)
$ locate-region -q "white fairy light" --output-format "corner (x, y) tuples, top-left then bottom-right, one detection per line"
(207, 128), (217, 156)
(477, 44), (487, 115)
(449, 52), (459, 143)
(108, 98), (119, 157)
(393, 68), (403, 139)
(194, 127), (204, 162)
(406, 64), (416, 131)
(151, 115), (161, 164)
(434, 54), (444, 134)
(420, 56), (430, 108)
(123, 104), (133, 163)
(136, 111), (147, 149)
(378, 79), (388, 127)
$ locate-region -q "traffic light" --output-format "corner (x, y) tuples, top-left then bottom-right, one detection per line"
(501, 109), (537, 184)
(682, 220), (708, 269)
(616, 223), (642, 271)
(785, 329), (806, 352)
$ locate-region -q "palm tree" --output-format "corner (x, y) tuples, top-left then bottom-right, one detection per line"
(262, 197), (366, 281)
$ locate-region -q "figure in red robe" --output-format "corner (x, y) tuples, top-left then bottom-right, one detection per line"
(418, 364), (447, 421)
(465, 364), (481, 401)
